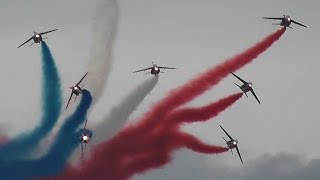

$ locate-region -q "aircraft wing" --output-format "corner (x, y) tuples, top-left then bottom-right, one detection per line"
(250, 89), (261, 104)
(235, 146), (243, 164)
(263, 17), (284, 20)
(219, 125), (234, 141)
(158, 66), (177, 70)
(231, 72), (247, 84)
(76, 72), (88, 86)
(133, 67), (152, 73)
(65, 92), (74, 110)
(39, 29), (58, 35)
(291, 20), (307, 28)
(17, 36), (33, 48)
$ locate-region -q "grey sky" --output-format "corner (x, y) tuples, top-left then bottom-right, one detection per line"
(0, 0), (319, 179)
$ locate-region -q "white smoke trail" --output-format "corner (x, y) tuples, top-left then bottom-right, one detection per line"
(70, 76), (159, 163)
(86, 0), (118, 103)
(92, 76), (159, 144)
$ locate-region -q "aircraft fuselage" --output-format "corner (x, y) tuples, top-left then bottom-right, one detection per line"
(240, 83), (252, 93)
(71, 86), (82, 96)
(281, 16), (292, 27)
(81, 134), (90, 143)
(151, 66), (160, 75)
(80, 128), (92, 144)
(226, 140), (238, 149)
(33, 34), (42, 43)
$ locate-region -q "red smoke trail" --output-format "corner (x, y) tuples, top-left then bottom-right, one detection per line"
(163, 92), (243, 129)
(55, 130), (228, 180)
(119, 131), (228, 180)
(95, 92), (242, 158)
(49, 93), (239, 180)
(47, 28), (285, 180)
(116, 93), (242, 160)
(85, 93), (241, 162)
(133, 28), (285, 133)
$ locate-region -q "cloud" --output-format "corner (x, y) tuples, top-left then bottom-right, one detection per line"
(133, 151), (320, 180)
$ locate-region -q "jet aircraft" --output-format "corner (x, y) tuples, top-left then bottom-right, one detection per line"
(220, 125), (243, 164)
(231, 72), (261, 104)
(263, 15), (307, 29)
(79, 118), (93, 159)
(65, 72), (88, 110)
(17, 29), (58, 48)
(133, 62), (176, 76)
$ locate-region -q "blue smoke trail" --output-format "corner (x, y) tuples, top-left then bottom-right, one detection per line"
(0, 90), (92, 180)
(0, 42), (62, 161)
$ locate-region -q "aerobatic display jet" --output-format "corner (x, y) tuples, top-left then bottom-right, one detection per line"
(17, 29), (58, 48)
(231, 72), (261, 104)
(79, 118), (93, 159)
(65, 72), (88, 110)
(263, 15), (307, 29)
(133, 62), (176, 76)
(220, 125), (243, 164)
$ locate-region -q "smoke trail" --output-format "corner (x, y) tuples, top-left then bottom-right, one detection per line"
(93, 76), (159, 144)
(69, 76), (158, 164)
(49, 93), (238, 180)
(106, 93), (242, 157)
(164, 93), (243, 128)
(54, 129), (227, 180)
(121, 131), (228, 180)
(44, 29), (285, 179)
(86, 0), (118, 103)
(0, 90), (92, 180)
(107, 93), (242, 158)
(0, 42), (62, 161)
(129, 28), (285, 134)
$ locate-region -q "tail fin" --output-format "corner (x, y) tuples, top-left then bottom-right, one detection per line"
(234, 83), (241, 88)
(222, 136), (227, 142)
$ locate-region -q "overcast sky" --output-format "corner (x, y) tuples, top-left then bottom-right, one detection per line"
(0, 0), (319, 179)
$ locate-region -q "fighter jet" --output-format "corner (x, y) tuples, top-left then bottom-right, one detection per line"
(220, 125), (243, 164)
(17, 29), (58, 48)
(65, 72), (88, 110)
(263, 15), (307, 29)
(231, 72), (261, 104)
(133, 62), (176, 76)
(79, 118), (93, 159)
